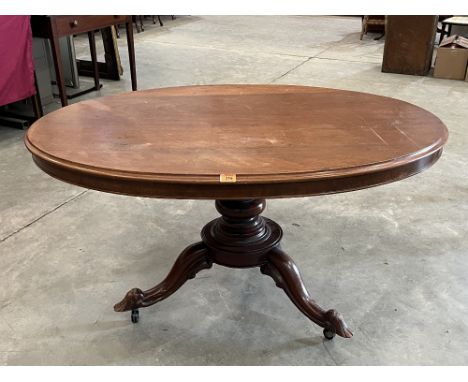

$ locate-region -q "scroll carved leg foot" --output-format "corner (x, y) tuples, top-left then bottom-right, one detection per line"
(260, 247), (352, 339)
(114, 241), (212, 312)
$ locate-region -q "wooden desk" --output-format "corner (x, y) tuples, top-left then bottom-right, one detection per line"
(30, 16), (137, 106)
(25, 85), (448, 341)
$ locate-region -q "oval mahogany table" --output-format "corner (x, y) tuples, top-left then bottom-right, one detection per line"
(25, 85), (448, 340)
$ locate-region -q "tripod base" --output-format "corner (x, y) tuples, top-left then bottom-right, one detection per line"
(114, 199), (352, 339)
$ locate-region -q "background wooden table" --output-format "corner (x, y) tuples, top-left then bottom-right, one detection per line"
(30, 15), (137, 107)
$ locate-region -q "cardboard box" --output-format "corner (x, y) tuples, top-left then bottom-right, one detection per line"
(433, 35), (468, 80)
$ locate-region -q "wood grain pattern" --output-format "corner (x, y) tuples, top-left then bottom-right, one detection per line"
(25, 85), (448, 199)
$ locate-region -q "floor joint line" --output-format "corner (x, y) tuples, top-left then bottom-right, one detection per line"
(270, 57), (313, 83)
(0, 190), (88, 243)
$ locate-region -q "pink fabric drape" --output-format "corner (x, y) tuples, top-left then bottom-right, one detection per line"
(0, 16), (35, 107)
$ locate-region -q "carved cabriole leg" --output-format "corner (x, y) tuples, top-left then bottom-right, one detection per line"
(261, 247), (353, 339)
(114, 241), (212, 312)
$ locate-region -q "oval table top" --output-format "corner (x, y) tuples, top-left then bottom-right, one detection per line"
(25, 85), (448, 199)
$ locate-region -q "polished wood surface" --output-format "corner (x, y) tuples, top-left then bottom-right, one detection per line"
(25, 85), (447, 199)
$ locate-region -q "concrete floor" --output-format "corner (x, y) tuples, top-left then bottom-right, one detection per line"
(1, 16), (467, 365)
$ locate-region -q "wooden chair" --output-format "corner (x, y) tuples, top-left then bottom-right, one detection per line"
(153, 15), (176, 27)
(134, 16), (177, 31)
(360, 16), (386, 40)
(116, 16), (176, 37)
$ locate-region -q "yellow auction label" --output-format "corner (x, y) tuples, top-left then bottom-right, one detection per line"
(219, 174), (237, 183)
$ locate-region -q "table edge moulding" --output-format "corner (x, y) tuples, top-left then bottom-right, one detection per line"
(24, 85), (447, 200)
